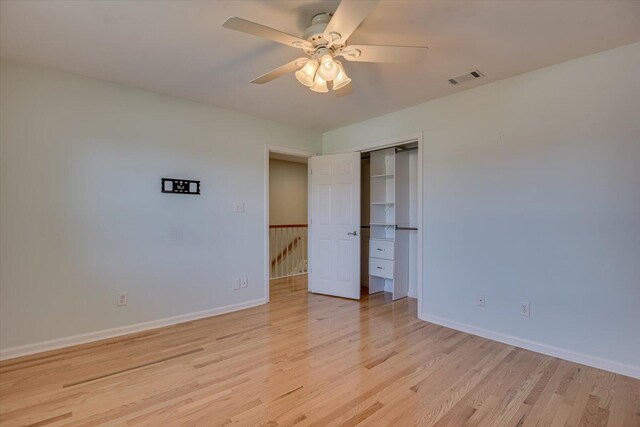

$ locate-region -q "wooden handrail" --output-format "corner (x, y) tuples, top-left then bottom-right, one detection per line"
(269, 224), (308, 228)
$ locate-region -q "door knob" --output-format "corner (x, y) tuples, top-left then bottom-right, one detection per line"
(347, 230), (358, 236)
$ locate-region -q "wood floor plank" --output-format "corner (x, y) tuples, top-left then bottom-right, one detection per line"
(0, 274), (637, 426)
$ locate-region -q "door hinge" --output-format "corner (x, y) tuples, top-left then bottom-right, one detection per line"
(310, 168), (313, 175)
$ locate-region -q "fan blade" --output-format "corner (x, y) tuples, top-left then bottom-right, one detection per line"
(223, 17), (313, 50)
(334, 82), (354, 98)
(251, 58), (308, 84)
(323, 0), (379, 45)
(340, 44), (427, 63)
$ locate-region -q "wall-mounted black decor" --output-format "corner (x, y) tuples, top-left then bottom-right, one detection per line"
(162, 178), (200, 195)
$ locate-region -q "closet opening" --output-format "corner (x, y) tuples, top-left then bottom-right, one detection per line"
(360, 143), (419, 300)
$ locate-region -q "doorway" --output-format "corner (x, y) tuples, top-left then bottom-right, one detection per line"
(264, 145), (316, 303)
(269, 153), (308, 279)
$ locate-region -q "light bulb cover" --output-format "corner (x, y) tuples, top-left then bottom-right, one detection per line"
(332, 61), (351, 90)
(310, 72), (328, 93)
(295, 59), (318, 87)
(317, 53), (340, 81)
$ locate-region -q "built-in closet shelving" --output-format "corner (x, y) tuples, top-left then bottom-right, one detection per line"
(368, 147), (411, 300)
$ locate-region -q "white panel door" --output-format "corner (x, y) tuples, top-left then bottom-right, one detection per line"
(309, 152), (361, 299)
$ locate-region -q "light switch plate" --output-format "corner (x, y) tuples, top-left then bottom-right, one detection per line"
(232, 278), (241, 290)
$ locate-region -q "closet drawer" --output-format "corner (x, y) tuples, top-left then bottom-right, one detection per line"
(369, 258), (394, 280)
(369, 240), (394, 260)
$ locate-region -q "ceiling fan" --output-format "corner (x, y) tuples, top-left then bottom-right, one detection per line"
(222, 0), (428, 96)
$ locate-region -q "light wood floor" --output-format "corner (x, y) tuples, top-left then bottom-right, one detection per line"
(1, 275), (638, 426)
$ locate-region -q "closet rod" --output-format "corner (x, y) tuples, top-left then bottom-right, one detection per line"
(395, 226), (418, 231)
(395, 146), (418, 153)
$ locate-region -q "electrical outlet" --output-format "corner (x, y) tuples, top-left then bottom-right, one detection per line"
(476, 295), (486, 307)
(241, 277), (248, 288)
(232, 278), (241, 290)
(520, 302), (530, 317)
(117, 292), (128, 307)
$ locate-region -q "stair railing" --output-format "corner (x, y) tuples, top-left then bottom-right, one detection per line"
(269, 224), (308, 279)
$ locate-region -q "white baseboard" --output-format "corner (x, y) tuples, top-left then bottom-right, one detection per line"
(419, 312), (640, 380)
(0, 298), (267, 361)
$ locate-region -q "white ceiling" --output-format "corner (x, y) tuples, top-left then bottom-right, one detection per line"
(2, 1), (640, 131)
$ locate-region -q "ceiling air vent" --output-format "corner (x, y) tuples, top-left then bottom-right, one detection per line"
(448, 70), (484, 85)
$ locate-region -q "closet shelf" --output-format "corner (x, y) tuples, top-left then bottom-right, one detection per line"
(370, 222), (395, 226)
(371, 202), (394, 205)
(370, 173), (395, 178)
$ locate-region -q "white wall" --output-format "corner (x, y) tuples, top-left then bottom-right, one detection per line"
(323, 42), (640, 376)
(0, 61), (321, 355)
(268, 159), (307, 225)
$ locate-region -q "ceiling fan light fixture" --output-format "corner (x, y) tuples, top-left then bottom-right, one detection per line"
(317, 53), (340, 81)
(332, 61), (351, 90)
(310, 72), (329, 93)
(295, 59), (318, 87)
(223, 1), (427, 98)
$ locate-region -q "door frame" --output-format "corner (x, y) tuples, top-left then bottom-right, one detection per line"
(264, 145), (317, 303)
(324, 132), (424, 313)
